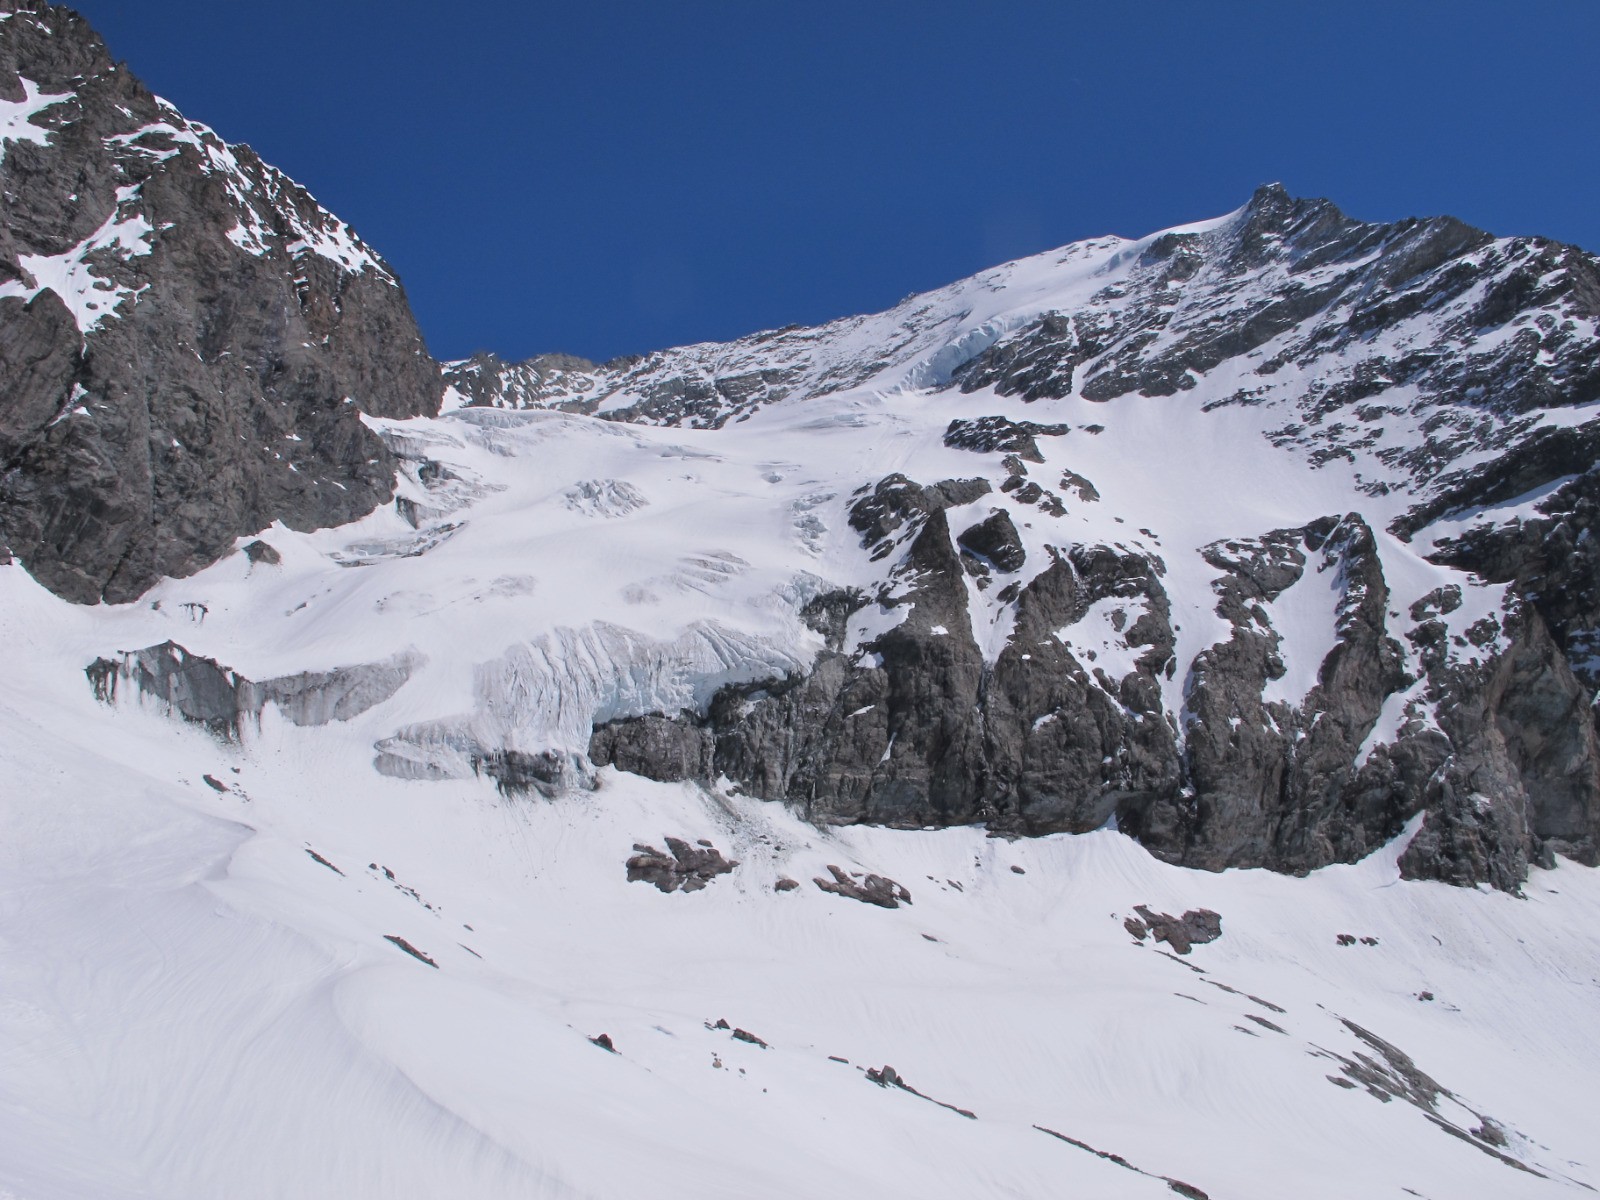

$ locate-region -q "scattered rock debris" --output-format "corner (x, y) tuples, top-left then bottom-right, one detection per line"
(589, 1033), (616, 1053)
(1202, 978), (1287, 1014)
(1033, 1125), (1210, 1198)
(383, 935), (437, 968)
(1336, 933), (1381, 947)
(706, 1018), (769, 1048)
(627, 837), (738, 893)
(1315, 1017), (1544, 1177)
(814, 865), (912, 909)
(865, 1065), (975, 1119)
(1418, 991), (1435, 1002)
(1125, 906), (1222, 954)
(303, 847), (343, 875)
(369, 864), (436, 911)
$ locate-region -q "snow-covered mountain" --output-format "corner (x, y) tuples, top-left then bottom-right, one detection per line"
(4, 5), (1600, 1199)
(432, 183), (1600, 894)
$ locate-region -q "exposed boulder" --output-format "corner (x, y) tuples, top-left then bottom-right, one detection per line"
(957, 510), (1026, 573)
(813, 865), (912, 909)
(943, 415), (1070, 461)
(625, 837), (738, 893)
(1126, 906), (1223, 955)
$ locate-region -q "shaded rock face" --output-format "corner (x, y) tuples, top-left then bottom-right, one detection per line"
(957, 510), (1026, 573)
(87, 639), (419, 738)
(592, 477), (1600, 889)
(0, 3), (440, 602)
(590, 713), (712, 783)
(1129, 516), (1414, 872)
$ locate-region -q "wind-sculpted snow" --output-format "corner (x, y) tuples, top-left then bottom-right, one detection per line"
(5, 612), (1600, 1198)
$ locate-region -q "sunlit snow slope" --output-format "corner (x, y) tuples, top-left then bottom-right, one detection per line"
(3, 573), (1599, 1199)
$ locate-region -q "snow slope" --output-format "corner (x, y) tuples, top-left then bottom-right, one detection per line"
(3, 583), (1598, 1199)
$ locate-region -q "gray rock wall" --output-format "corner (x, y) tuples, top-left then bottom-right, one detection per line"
(0, 2), (440, 602)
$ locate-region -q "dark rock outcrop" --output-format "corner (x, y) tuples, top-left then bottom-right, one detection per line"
(0, 2), (440, 602)
(590, 713), (711, 782)
(1314, 1018), (1543, 1176)
(1126, 906), (1222, 955)
(591, 480), (1600, 891)
(943, 415), (1070, 461)
(957, 510), (1026, 573)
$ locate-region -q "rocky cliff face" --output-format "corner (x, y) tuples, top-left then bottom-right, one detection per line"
(0, 1), (439, 602)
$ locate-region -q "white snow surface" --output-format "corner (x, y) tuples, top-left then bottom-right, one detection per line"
(4, 604), (1598, 1198)
(0, 75), (70, 163)
(5, 198), (1599, 1197)
(0, 185), (154, 333)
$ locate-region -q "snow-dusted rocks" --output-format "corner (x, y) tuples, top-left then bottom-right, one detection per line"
(433, 189), (1600, 892)
(0, 1), (438, 602)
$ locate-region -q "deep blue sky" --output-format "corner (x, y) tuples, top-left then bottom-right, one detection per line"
(72, 1), (1600, 366)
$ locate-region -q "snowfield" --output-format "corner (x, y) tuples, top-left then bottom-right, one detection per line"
(4, 194), (1600, 1199)
(3, 626), (1598, 1199)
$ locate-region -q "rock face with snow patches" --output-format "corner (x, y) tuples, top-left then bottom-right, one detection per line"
(553, 188), (1600, 890)
(0, 1), (438, 602)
